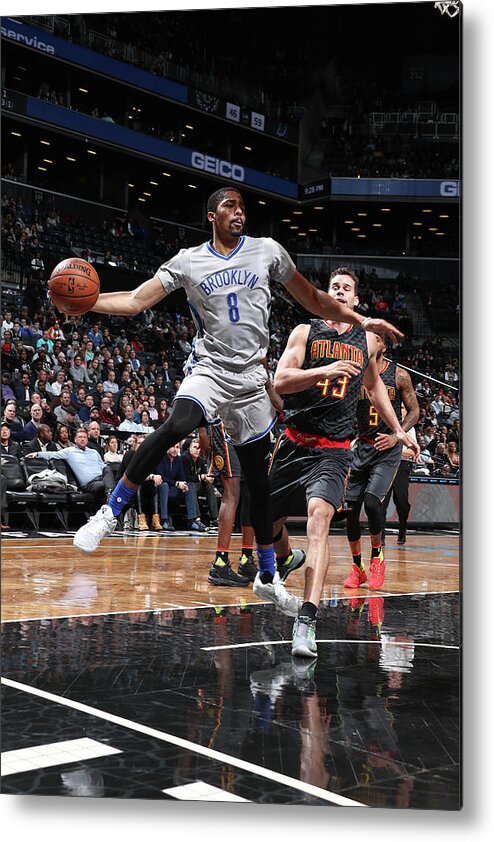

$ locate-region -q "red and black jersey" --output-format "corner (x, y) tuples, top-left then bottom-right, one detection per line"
(281, 320), (369, 441)
(356, 359), (401, 440)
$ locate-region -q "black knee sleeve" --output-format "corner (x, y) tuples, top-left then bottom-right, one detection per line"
(236, 434), (273, 545)
(363, 491), (383, 535)
(346, 501), (362, 543)
(125, 399), (204, 484)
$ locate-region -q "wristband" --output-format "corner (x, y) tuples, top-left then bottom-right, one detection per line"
(361, 317), (371, 329)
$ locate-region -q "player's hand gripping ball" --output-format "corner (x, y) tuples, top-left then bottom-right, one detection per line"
(48, 258), (100, 315)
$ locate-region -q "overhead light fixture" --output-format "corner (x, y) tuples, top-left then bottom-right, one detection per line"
(87, 149), (97, 155)
(281, 219), (290, 222)
(357, 212), (367, 217)
(429, 227), (438, 232)
(258, 200), (266, 205)
(187, 184), (197, 189)
(412, 222), (423, 226)
(435, 232), (445, 236)
(43, 159), (53, 164)
(138, 198), (146, 202)
(78, 87), (88, 93)
(11, 131), (22, 137)
(372, 223), (382, 227)
(244, 145), (252, 151)
(128, 115), (133, 120)
(149, 181), (158, 186)
(37, 166), (47, 171)
(289, 226), (299, 230)
(381, 208), (391, 212)
(66, 157), (76, 162)
(357, 234), (367, 238)
(422, 209), (433, 213)
(185, 124), (194, 130)
(40, 140), (50, 145)
(143, 192), (151, 197)
(439, 214), (449, 218)
(293, 211), (303, 215)
(351, 227), (360, 232)
(298, 232), (307, 236)
(308, 229), (318, 233)
(128, 183), (134, 187)
(344, 220), (354, 224)
(162, 172), (171, 177)
(314, 206), (324, 210)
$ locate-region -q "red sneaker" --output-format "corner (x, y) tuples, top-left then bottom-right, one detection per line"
(344, 564), (367, 588)
(368, 548), (386, 590)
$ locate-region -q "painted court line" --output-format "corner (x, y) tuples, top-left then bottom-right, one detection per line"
(163, 781), (249, 802)
(1, 737), (121, 777)
(201, 639), (460, 652)
(1, 677), (364, 807)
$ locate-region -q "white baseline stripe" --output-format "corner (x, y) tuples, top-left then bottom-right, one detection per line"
(0, 590), (460, 625)
(0, 677), (364, 808)
(202, 639), (460, 652)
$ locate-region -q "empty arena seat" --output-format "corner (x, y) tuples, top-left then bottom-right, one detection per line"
(2, 454), (39, 531)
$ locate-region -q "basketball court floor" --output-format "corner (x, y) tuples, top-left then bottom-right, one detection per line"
(1, 529), (460, 808)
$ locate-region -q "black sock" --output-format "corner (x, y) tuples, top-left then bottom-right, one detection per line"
(352, 553), (363, 569)
(215, 551), (229, 566)
(371, 544), (382, 558)
(241, 546), (254, 559)
(260, 571), (273, 584)
(299, 601), (317, 621)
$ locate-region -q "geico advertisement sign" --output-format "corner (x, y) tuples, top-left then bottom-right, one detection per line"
(191, 152), (245, 182)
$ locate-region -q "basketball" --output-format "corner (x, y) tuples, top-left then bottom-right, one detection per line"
(48, 258), (100, 315)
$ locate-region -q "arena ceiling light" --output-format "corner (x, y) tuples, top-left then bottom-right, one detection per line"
(357, 234), (367, 238)
(422, 208), (433, 213)
(87, 149), (97, 155)
(308, 229), (318, 232)
(43, 159), (53, 164)
(138, 198), (146, 202)
(351, 227), (360, 232)
(78, 87), (88, 93)
(298, 232), (307, 236)
(162, 172), (171, 177)
(37, 166), (47, 171)
(344, 220), (353, 224)
(372, 223), (382, 227)
(187, 184), (197, 189)
(289, 226), (299, 230)
(66, 157), (76, 162)
(149, 181), (158, 186)
(10, 131), (22, 137)
(281, 218), (290, 222)
(128, 183), (134, 187)
(40, 140), (50, 145)
(185, 124), (194, 130)
(258, 200), (266, 205)
(380, 208), (391, 212)
(143, 192), (151, 197)
(244, 146), (252, 151)
(314, 206), (324, 210)
(293, 211), (303, 215)
(357, 212), (367, 217)
(412, 222), (423, 226)
(439, 214), (449, 218)
(435, 232), (445, 236)
(429, 227), (438, 231)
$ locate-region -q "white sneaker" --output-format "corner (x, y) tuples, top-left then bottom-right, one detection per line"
(253, 571), (302, 617)
(74, 505), (117, 553)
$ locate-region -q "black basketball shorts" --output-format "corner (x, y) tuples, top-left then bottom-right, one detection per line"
(268, 434), (352, 520)
(345, 440), (402, 503)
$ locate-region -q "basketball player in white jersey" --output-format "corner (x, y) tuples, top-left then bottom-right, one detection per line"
(69, 186), (404, 615)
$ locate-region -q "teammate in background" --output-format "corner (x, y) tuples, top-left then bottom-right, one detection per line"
(343, 336), (419, 590)
(381, 425), (417, 546)
(70, 187), (403, 616)
(199, 422), (255, 586)
(268, 268), (419, 658)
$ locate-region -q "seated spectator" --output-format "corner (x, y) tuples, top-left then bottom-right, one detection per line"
(15, 372), (34, 403)
(432, 442), (448, 474)
(103, 370), (120, 394)
(23, 423), (58, 454)
(18, 403), (44, 442)
(118, 405), (146, 432)
(155, 443), (205, 532)
(103, 435), (123, 464)
(86, 420), (104, 457)
(78, 393), (96, 422)
(0, 420), (21, 458)
(157, 398), (170, 424)
(69, 354), (92, 386)
(55, 423), (72, 449)
(54, 391), (82, 426)
(181, 437), (219, 527)
(413, 436), (435, 476)
(26, 427), (115, 508)
(2, 402), (25, 442)
(2, 373), (16, 403)
(98, 396), (121, 429)
(138, 409), (154, 433)
(446, 441), (460, 474)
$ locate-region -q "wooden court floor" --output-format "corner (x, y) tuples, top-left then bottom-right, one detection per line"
(1, 530), (459, 621)
(1, 529), (461, 808)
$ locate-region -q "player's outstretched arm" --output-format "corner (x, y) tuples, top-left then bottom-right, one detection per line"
(284, 271), (404, 344)
(363, 345), (420, 458)
(274, 323), (360, 395)
(90, 276), (166, 316)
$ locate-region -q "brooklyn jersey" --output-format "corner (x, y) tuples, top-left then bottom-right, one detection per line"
(156, 236), (296, 371)
(357, 360), (401, 439)
(282, 320), (369, 440)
